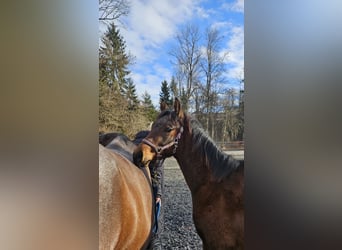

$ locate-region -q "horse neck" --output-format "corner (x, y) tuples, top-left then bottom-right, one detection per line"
(174, 132), (210, 193)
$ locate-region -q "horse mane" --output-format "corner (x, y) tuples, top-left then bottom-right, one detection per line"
(189, 116), (244, 181)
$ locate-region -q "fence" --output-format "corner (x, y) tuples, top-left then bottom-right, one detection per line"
(216, 141), (244, 151)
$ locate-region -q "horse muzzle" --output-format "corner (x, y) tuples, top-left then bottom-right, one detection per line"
(133, 144), (155, 168)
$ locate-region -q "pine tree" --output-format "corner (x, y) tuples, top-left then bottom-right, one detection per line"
(142, 91), (154, 108)
(142, 91), (158, 121)
(99, 23), (131, 93)
(124, 78), (139, 110)
(99, 22), (137, 133)
(99, 23), (155, 135)
(159, 80), (172, 107)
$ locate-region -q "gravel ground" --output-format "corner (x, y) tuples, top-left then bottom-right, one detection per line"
(160, 157), (203, 250)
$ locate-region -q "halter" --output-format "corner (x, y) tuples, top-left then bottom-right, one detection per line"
(142, 126), (183, 159)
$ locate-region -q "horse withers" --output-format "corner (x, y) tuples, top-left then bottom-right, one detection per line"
(99, 142), (153, 250)
(133, 98), (244, 250)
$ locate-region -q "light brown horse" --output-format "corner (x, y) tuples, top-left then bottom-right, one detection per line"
(99, 143), (153, 250)
(133, 98), (244, 250)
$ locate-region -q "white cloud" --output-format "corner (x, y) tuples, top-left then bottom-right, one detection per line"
(131, 72), (160, 105)
(119, 0), (200, 105)
(131, 63), (173, 106)
(121, 0), (198, 63)
(225, 25), (244, 81)
(222, 0), (244, 13)
(195, 7), (210, 19)
(211, 21), (233, 32)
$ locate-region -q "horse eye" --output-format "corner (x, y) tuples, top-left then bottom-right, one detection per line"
(165, 127), (173, 133)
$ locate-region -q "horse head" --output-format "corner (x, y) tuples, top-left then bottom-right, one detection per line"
(133, 98), (186, 167)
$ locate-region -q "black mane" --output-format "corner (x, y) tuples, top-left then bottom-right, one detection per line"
(190, 117), (244, 181)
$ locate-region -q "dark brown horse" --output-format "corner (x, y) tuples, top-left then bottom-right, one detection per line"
(133, 98), (244, 249)
(99, 134), (153, 249)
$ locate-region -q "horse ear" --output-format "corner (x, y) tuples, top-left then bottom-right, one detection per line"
(174, 97), (184, 119)
(160, 100), (169, 111)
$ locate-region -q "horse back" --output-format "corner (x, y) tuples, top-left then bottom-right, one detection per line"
(99, 145), (153, 250)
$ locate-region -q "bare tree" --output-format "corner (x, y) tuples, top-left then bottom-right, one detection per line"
(221, 88), (240, 142)
(99, 0), (130, 22)
(201, 27), (228, 137)
(170, 24), (202, 111)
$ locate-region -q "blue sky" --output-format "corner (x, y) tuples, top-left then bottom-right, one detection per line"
(100, 0), (244, 107)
